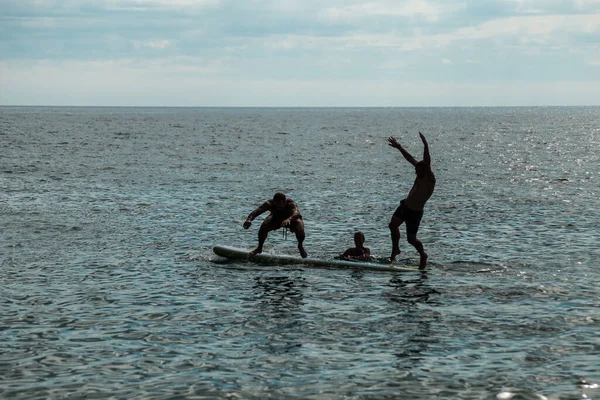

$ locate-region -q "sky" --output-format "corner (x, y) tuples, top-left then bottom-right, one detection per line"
(1, 0), (599, 107)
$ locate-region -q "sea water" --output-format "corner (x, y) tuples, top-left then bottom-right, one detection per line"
(1, 106), (599, 399)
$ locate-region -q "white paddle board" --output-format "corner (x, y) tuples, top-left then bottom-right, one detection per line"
(213, 245), (420, 272)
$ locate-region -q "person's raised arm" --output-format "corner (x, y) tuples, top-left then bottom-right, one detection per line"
(419, 132), (431, 166)
(243, 201), (270, 229)
(388, 136), (417, 166)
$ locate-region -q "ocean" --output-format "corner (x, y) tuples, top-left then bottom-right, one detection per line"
(1, 106), (599, 399)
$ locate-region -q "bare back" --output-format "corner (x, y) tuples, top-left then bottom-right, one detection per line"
(405, 170), (436, 211)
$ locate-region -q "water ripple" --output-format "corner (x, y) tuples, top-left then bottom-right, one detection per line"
(1, 106), (599, 399)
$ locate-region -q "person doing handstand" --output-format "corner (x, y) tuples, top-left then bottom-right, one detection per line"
(387, 132), (436, 269)
(336, 231), (371, 262)
(243, 192), (307, 258)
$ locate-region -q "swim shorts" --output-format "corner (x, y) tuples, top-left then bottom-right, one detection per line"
(393, 199), (424, 236)
(264, 213), (302, 231)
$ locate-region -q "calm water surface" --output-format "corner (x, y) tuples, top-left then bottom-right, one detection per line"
(1, 106), (599, 399)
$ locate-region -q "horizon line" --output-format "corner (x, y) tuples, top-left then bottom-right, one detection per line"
(2, 104), (599, 108)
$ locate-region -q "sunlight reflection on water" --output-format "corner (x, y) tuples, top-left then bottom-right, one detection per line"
(1, 106), (599, 399)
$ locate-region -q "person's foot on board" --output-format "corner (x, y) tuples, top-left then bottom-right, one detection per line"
(389, 249), (401, 262)
(250, 247), (262, 256)
(419, 253), (428, 269)
(298, 245), (307, 259)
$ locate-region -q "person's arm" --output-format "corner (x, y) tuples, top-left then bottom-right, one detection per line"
(353, 247), (371, 261)
(281, 201), (300, 227)
(336, 248), (352, 260)
(388, 136), (417, 166)
(419, 132), (431, 167)
(243, 201), (270, 229)
(362, 247), (371, 261)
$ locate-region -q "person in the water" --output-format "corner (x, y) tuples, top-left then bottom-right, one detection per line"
(336, 231), (371, 262)
(243, 192), (307, 258)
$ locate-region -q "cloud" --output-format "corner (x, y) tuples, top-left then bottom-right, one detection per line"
(124, 0), (218, 4)
(458, 14), (600, 39)
(131, 39), (172, 49)
(502, 0), (600, 14)
(1, 0), (600, 105)
(380, 59), (407, 69)
(106, 0), (220, 10)
(243, 10), (599, 57)
(2, 57), (599, 106)
(320, 0), (447, 22)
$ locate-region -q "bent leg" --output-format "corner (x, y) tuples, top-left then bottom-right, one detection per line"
(290, 219), (307, 258)
(407, 234), (427, 269)
(388, 215), (403, 261)
(250, 217), (277, 255)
